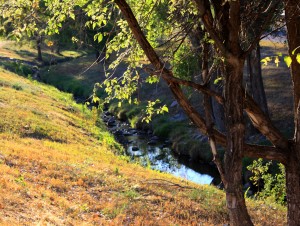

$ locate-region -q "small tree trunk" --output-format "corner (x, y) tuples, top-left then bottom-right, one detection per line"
(55, 42), (61, 55)
(224, 60), (253, 226)
(37, 36), (43, 62)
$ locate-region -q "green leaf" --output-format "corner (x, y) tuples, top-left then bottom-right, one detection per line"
(214, 77), (223, 84)
(296, 54), (300, 64)
(207, 39), (215, 44)
(292, 46), (300, 55)
(92, 96), (100, 103)
(274, 56), (280, 67)
(284, 56), (292, 67)
(161, 105), (168, 113)
(70, 12), (75, 20)
(145, 76), (159, 84)
(97, 33), (103, 43)
(261, 57), (272, 66)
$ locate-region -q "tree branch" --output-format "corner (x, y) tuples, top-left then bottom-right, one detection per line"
(243, 0), (282, 57)
(193, 0), (228, 57)
(113, 0), (288, 164)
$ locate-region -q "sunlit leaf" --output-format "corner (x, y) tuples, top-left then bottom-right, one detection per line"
(161, 105), (168, 113)
(92, 96), (100, 103)
(214, 77), (223, 84)
(284, 56), (292, 67)
(261, 57), (272, 66)
(292, 46), (300, 55)
(274, 56), (280, 67)
(145, 76), (159, 84)
(296, 54), (300, 64)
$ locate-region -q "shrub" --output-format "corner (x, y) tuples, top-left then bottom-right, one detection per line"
(247, 158), (286, 205)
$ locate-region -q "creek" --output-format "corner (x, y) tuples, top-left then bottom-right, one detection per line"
(102, 111), (221, 185)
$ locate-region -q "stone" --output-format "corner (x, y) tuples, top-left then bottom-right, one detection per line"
(131, 146), (139, 151)
(107, 117), (116, 127)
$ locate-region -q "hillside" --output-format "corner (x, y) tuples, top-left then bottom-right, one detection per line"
(0, 41), (287, 225)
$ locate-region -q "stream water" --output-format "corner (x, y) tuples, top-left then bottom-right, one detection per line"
(102, 112), (221, 185)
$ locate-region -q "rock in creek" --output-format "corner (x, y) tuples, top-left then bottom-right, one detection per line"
(131, 146), (139, 151)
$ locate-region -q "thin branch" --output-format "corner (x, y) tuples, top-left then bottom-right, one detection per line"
(243, 0), (282, 57)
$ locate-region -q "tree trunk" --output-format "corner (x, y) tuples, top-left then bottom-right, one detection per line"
(55, 42), (61, 55)
(285, 0), (300, 225)
(285, 148), (300, 226)
(224, 60), (253, 226)
(37, 36), (43, 62)
(36, 36), (43, 62)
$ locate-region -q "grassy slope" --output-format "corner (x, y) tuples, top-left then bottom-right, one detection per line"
(0, 41), (287, 225)
(0, 40), (85, 62)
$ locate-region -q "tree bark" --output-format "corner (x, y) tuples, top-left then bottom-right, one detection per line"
(285, 147), (300, 226)
(224, 59), (253, 226)
(36, 36), (43, 62)
(219, 1), (253, 224)
(285, 0), (300, 225)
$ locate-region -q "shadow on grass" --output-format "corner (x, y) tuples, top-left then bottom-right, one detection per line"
(22, 131), (66, 143)
(16, 49), (37, 59)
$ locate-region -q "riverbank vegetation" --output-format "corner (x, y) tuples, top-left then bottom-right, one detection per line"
(0, 60), (286, 225)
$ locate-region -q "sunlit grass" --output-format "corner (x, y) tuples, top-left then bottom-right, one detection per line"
(0, 40), (85, 63)
(0, 40), (287, 225)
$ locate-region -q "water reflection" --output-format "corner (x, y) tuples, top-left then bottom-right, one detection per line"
(103, 113), (219, 185)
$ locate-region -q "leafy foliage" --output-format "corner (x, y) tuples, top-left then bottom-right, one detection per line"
(172, 43), (200, 81)
(247, 159), (286, 205)
(261, 46), (300, 68)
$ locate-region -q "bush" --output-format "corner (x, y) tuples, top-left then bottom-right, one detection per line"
(247, 158), (286, 205)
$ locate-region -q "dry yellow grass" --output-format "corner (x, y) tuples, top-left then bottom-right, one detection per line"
(0, 41), (287, 225)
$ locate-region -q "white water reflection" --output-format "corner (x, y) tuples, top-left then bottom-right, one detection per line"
(104, 114), (218, 185)
(128, 143), (214, 185)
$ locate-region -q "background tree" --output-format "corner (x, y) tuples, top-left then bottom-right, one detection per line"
(0, 0), (77, 62)
(0, 0), (50, 62)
